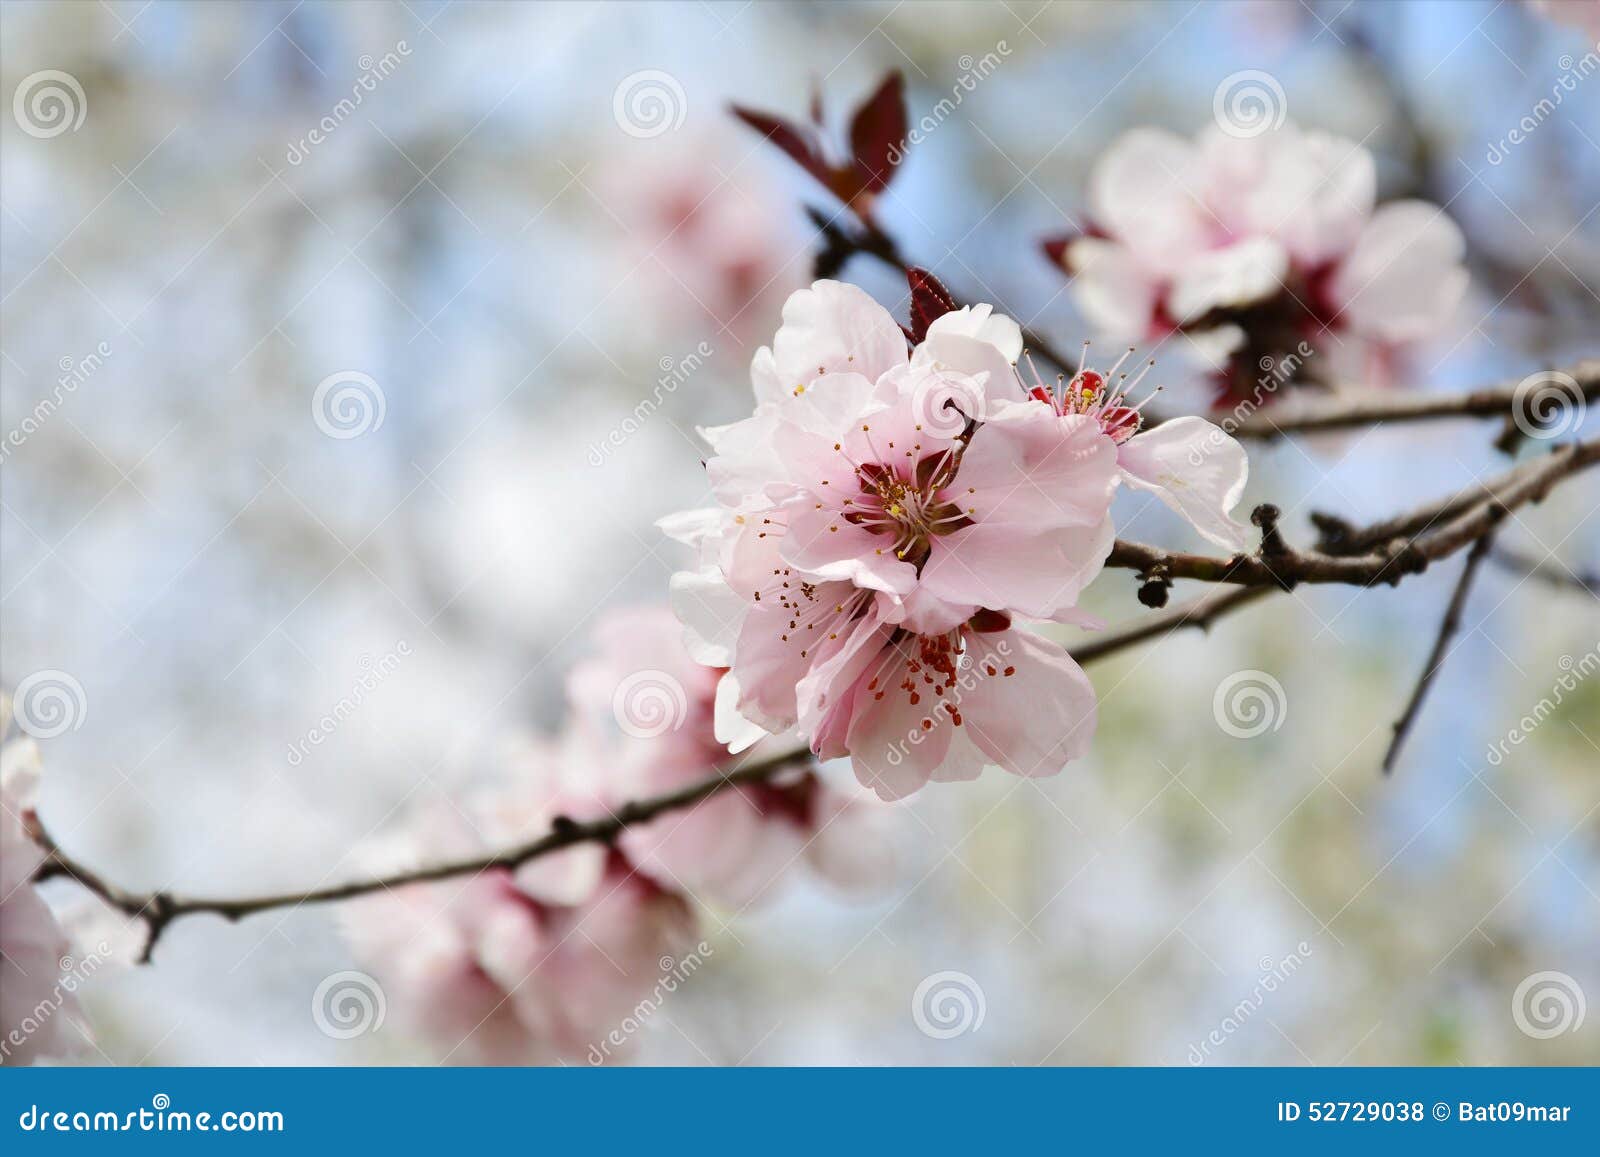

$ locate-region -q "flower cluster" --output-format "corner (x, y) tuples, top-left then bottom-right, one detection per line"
(666, 278), (1251, 801)
(342, 604), (884, 1064)
(1045, 122), (1469, 401)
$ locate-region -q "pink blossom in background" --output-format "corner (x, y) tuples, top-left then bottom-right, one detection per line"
(1046, 122), (1469, 401)
(1, 699), (84, 1067)
(341, 769), (693, 1065)
(568, 604), (892, 908)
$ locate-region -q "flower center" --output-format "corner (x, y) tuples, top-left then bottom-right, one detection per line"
(837, 434), (973, 566)
(1022, 344), (1161, 444)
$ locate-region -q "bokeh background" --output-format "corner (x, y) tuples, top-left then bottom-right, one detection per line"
(2, 0), (1598, 1065)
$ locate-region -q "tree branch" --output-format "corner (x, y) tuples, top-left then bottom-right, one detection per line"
(31, 438), (1598, 959)
(1381, 528), (1499, 775)
(1210, 359), (1599, 440)
(1109, 438), (1598, 589)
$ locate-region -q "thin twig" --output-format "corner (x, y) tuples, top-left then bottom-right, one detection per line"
(1210, 359), (1600, 439)
(33, 581), (1282, 958)
(1489, 545), (1599, 597)
(1109, 438), (1598, 589)
(31, 440), (1598, 957)
(1381, 528), (1500, 775)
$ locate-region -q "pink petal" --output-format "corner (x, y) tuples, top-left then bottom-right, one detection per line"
(954, 406), (1119, 529)
(1327, 201), (1468, 343)
(1116, 416), (1251, 551)
(960, 628), (1098, 777)
(771, 279), (908, 391)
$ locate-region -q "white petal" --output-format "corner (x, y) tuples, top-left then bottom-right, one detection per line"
(714, 673), (770, 754)
(1327, 201), (1468, 343)
(771, 280), (907, 390)
(1168, 237), (1289, 323)
(1117, 416), (1252, 551)
(668, 568), (745, 666)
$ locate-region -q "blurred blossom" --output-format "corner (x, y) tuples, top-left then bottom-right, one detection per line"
(1047, 122), (1469, 401)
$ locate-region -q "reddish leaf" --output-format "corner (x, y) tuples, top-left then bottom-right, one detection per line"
(906, 267), (958, 342)
(1040, 233), (1076, 269)
(730, 104), (832, 189)
(848, 71), (907, 195)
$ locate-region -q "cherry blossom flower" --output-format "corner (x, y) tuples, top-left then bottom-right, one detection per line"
(1046, 122), (1468, 400)
(1, 696), (84, 1067)
(666, 275), (1254, 799)
(798, 607), (1099, 801)
(567, 604), (891, 908)
(1527, 0), (1600, 39)
(1007, 348), (1252, 552)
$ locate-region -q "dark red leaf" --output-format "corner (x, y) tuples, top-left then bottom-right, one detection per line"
(1040, 233), (1076, 269)
(848, 71), (907, 195)
(730, 104), (833, 189)
(906, 267), (958, 342)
